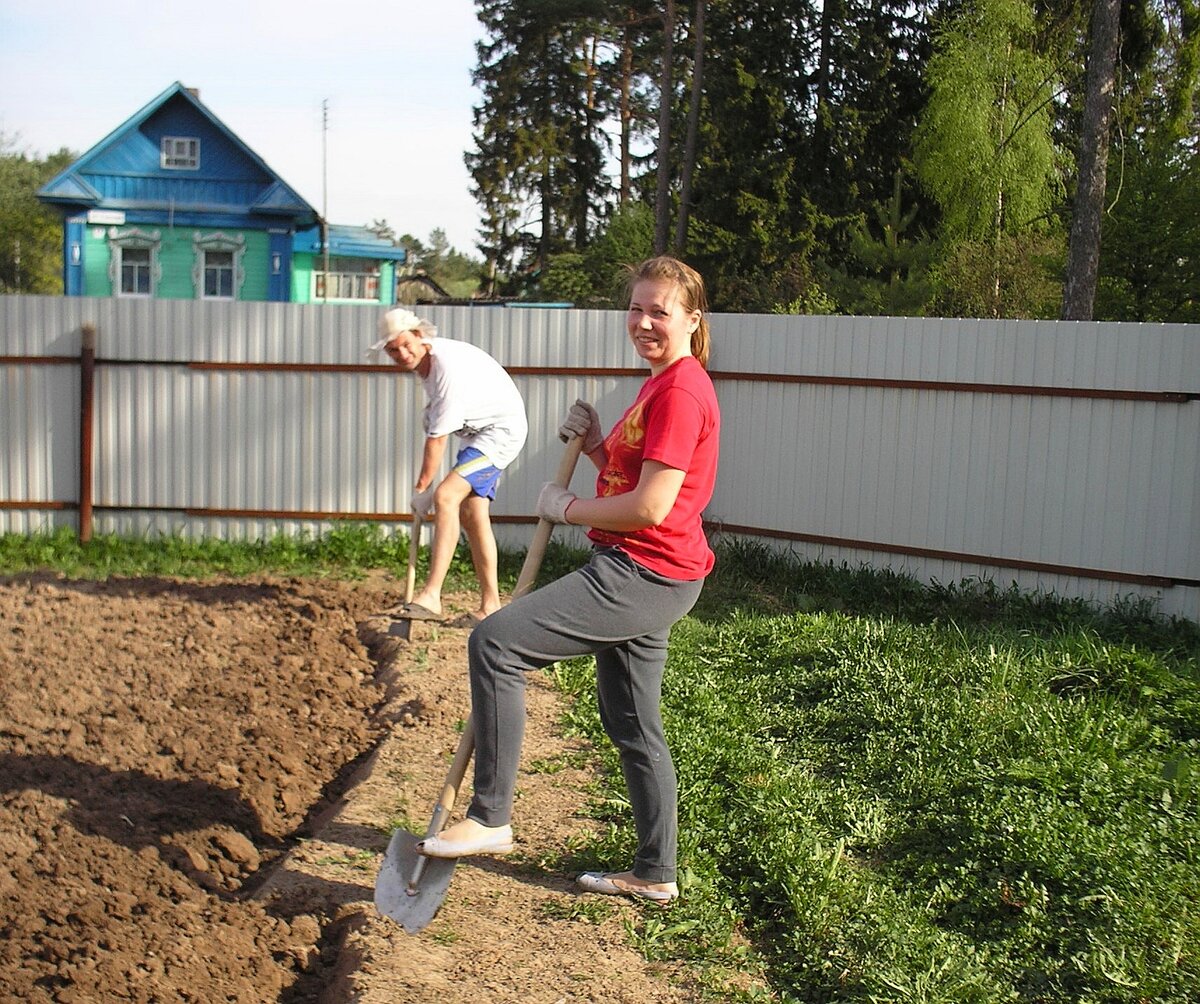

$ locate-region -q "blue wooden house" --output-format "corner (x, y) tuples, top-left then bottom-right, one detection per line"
(37, 82), (406, 303)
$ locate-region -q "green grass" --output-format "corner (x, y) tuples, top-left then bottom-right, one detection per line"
(554, 540), (1200, 1002)
(0, 523), (527, 593)
(4, 527), (1198, 1001)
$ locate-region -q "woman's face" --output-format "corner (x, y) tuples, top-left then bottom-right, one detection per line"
(626, 278), (701, 374)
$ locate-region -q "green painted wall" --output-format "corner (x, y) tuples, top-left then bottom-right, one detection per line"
(291, 254), (394, 305)
(82, 226), (271, 300)
(381, 261), (395, 304)
(292, 254), (314, 304)
(82, 225), (112, 296)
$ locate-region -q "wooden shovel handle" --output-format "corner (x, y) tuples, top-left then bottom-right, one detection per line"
(434, 432), (587, 809)
(513, 433), (586, 600)
(427, 719), (476, 835)
(404, 513), (421, 605)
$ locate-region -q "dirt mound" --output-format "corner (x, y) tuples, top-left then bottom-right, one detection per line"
(0, 572), (702, 1002)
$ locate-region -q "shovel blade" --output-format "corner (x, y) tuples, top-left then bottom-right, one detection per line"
(374, 829), (457, 933)
(386, 618), (413, 642)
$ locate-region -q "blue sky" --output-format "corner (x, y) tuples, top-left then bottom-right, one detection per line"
(0, 0), (486, 254)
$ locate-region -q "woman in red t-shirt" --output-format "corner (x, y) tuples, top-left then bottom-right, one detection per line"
(417, 257), (720, 905)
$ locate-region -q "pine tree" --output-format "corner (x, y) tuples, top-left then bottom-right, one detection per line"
(1061, 0), (1122, 319)
(466, 0), (620, 290)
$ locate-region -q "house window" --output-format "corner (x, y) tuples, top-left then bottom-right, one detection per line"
(203, 251), (235, 299)
(120, 247), (152, 295)
(162, 136), (200, 170)
(314, 257), (381, 301)
(107, 227), (161, 297)
(192, 232), (245, 300)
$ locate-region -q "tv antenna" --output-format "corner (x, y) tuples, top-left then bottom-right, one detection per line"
(322, 98), (330, 300)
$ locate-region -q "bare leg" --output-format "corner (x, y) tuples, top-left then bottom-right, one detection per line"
(409, 472), (473, 615)
(460, 493), (501, 618)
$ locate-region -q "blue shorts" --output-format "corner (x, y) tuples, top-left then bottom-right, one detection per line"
(453, 447), (503, 501)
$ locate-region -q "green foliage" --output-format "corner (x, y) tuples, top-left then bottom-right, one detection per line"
(681, 3), (804, 305)
(913, 0), (1063, 242)
(689, 204), (834, 314)
(580, 202), (658, 306)
(929, 231), (1065, 319)
(0, 136), (75, 293)
(539, 203), (657, 307)
(822, 167), (937, 316)
(1081, 0), (1200, 323)
(461, 0), (1193, 319)
(1094, 136), (1200, 322)
(0, 523), (478, 592)
(467, 0), (619, 286)
(555, 538), (1200, 1001)
(371, 223), (483, 300)
(768, 283), (839, 318)
(535, 896), (615, 924)
(537, 251), (593, 305)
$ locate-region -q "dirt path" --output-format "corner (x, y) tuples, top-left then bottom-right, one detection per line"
(0, 571), (703, 1003)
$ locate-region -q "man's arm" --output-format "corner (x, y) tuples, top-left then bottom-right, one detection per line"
(415, 435), (449, 491)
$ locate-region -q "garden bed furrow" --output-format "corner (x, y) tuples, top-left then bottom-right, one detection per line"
(1, 572), (698, 1003)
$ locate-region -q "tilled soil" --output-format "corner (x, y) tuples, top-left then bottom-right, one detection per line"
(0, 570), (704, 1003)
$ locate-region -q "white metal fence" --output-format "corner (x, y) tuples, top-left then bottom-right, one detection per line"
(2, 294), (1197, 620)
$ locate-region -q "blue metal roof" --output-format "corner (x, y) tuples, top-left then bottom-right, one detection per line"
(293, 224), (408, 262)
(38, 82), (318, 225)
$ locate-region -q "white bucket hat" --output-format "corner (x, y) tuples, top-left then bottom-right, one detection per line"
(367, 308), (438, 357)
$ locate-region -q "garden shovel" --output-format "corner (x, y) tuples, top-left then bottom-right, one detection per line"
(374, 433), (585, 933)
(387, 513), (423, 642)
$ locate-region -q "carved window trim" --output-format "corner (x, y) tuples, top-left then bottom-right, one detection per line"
(192, 232), (246, 300)
(107, 227), (162, 297)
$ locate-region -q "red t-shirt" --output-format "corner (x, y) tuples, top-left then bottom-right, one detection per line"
(587, 356), (720, 580)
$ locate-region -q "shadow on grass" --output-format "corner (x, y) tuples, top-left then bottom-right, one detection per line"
(691, 535), (1200, 663)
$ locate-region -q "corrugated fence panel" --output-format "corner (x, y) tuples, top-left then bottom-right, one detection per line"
(0, 361), (78, 533)
(0, 296), (91, 534)
(2, 295), (1197, 618)
(700, 312), (1199, 618)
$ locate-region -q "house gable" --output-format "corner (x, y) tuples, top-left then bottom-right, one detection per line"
(37, 82), (317, 225)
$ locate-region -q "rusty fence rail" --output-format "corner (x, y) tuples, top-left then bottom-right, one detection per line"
(1, 295), (1197, 619)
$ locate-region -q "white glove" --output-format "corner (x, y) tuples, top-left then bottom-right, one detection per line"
(411, 486), (435, 519)
(558, 399), (603, 454)
(536, 483), (578, 525)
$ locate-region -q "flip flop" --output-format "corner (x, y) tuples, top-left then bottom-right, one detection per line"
(447, 611), (488, 629)
(392, 601), (444, 622)
(576, 871), (678, 904)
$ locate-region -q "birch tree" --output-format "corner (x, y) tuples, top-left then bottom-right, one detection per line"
(913, 0), (1063, 316)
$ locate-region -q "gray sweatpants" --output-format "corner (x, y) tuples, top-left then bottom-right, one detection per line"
(466, 546), (704, 883)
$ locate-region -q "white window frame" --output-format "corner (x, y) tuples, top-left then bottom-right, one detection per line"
(119, 247), (153, 297)
(202, 250), (235, 299)
(312, 256), (382, 302)
(107, 227), (161, 298)
(192, 232), (246, 300)
(161, 136), (200, 170)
